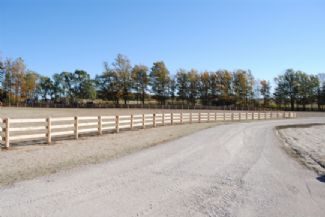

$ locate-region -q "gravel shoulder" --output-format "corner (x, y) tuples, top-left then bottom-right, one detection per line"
(277, 124), (325, 175)
(0, 122), (218, 186)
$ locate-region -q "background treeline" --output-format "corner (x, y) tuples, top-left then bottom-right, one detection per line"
(0, 54), (325, 111)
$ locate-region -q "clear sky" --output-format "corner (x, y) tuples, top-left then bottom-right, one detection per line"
(1, 0), (324, 83)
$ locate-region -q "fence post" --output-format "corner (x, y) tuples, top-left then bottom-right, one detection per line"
(74, 116), (79, 139)
(199, 112), (201, 123)
(215, 112), (217, 122)
(171, 113), (174, 125)
(153, 113), (156, 127)
(162, 113), (165, 126)
(142, 114), (145, 129)
(98, 116), (102, 135)
(130, 114), (133, 129)
(180, 112), (183, 124)
(223, 112), (226, 121)
(116, 115), (120, 133)
(3, 118), (10, 148)
(207, 113), (210, 122)
(258, 112), (261, 120)
(231, 112), (234, 121)
(190, 112), (192, 124)
(265, 112), (267, 120)
(47, 117), (52, 144)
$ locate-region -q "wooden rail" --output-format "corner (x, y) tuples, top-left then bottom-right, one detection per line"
(1, 111), (296, 148)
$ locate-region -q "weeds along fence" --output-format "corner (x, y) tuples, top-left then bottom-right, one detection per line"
(0, 111), (296, 148)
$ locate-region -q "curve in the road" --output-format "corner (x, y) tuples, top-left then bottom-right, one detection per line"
(0, 118), (324, 217)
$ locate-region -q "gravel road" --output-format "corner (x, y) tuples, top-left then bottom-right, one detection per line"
(1, 118), (325, 217)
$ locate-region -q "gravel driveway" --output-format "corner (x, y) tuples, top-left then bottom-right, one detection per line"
(0, 118), (324, 217)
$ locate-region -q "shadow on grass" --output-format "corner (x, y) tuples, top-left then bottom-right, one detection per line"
(316, 175), (325, 183)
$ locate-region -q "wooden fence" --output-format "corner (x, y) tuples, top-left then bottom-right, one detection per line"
(0, 111), (296, 148)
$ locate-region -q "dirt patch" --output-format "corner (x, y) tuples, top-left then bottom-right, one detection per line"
(0, 122), (219, 187)
(276, 124), (325, 175)
(0, 107), (229, 118)
(295, 112), (325, 118)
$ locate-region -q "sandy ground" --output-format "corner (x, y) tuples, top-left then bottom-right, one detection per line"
(1, 107), (316, 118)
(0, 122), (218, 186)
(0, 118), (324, 217)
(0, 107), (228, 118)
(295, 111), (325, 118)
(278, 124), (325, 175)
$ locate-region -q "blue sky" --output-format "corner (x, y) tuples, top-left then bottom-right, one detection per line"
(1, 0), (324, 83)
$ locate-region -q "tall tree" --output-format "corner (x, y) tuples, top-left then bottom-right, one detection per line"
(52, 73), (64, 103)
(274, 69), (299, 110)
(296, 71), (310, 110)
(113, 54), (132, 105)
(320, 82), (325, 110)
(176, 69), (189, 102)
(60, 71), (75, 103)
(246, 70), (255, 107)
(209, 72), (220, 105)
(2, 59), (14, 104)
(37, 76), (53, 101)
(131, 64), (149, 105)
(233, 70), (248, 107)
(216, 70), (233, 106)
(73, 70), (96, 100)
(168, 76), (176, 104)
(0, 57), (4, 101)
(11, 57), (26, 104)
(305, 75), (320, 110)
(95, 63), (120, 105)
(149, 61), (170, 105)
(199, 71), (211, 105)
(187, 69), (199, 105)
(260, 80), (271, 107)
(23, 71), (38, 103)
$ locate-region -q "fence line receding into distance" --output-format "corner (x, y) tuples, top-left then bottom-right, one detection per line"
(0, 111), (296, 148)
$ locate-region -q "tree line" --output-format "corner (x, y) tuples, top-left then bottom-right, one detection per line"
(0, 53), (325, 111)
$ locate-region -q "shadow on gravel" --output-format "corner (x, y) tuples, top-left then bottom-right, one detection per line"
(275, 123), (325, 130)
(316, 175), (325, 183)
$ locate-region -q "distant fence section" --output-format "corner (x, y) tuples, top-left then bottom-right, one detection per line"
(1, 111), (296, 148)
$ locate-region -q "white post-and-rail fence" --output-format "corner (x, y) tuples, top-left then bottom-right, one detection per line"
(0, 111), (296, 148)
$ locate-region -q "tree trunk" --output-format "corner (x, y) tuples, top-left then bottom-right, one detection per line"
(290, 99), (294, 111)
(142, 91), (145, 105)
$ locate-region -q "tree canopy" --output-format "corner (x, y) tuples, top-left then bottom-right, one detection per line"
(0, 53), (324, 111)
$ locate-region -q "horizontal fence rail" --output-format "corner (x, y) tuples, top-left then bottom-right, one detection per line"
(1, 111), (296, 148)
